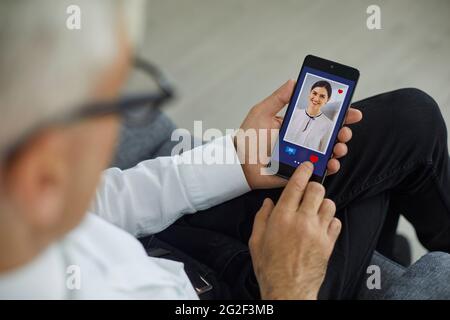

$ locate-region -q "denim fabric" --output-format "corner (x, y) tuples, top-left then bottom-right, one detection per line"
(359, 251), (450, 299)
(112, 110), (178, 169)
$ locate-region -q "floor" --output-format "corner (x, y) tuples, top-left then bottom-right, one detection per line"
(136, 0), (450, 262)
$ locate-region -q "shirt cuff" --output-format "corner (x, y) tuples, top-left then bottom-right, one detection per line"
(174, 135), (251, 211)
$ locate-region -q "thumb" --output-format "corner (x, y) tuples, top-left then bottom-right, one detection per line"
(258, 79), (296, 116)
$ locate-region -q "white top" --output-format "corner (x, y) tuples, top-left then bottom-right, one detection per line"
(284, 108), (333, 153)
(0, 135), (251, 299)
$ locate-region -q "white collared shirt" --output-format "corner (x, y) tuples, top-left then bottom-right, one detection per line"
(284, 108), (333, 153)
(0, 135), (250, 299)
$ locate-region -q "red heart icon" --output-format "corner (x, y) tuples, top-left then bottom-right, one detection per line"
(309, 155), (319, 163)
(338, 89), (343, 94)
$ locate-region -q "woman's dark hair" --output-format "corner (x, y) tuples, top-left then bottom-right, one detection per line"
(310, 80), (332, 100)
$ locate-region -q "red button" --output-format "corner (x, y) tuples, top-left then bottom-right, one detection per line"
(309, 155), (319, 163)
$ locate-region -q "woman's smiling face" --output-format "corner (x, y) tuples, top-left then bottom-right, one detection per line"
(308, 86), (330, 112)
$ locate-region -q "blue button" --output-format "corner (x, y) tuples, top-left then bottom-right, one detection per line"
(284, 146), (297, 156)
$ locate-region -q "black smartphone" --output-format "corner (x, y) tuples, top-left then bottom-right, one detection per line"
(269, 55), (359, 183)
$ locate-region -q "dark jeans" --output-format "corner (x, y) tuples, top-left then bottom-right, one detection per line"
(149, 88), (450, 299)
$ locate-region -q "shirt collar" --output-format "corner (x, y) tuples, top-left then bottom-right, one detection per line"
(305, 109), (323, 119)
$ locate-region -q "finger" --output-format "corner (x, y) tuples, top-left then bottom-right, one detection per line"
(249, 198), (274, 250)
(337, 126), (352, 143)
(277, 161), (314, 212)
(258, 80), (296, 116)
(327, 217), (342, 242)
(333, 143), (348, 159)
(298, 181), (326, 216)
(318, 198), (336, 225)
(326, 158), (340, 176)
(344, 108), (363, 125)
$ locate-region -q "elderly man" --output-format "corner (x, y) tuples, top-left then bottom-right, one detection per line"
(0, 0), (449, 300)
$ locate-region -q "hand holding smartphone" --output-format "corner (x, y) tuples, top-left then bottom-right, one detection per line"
(270, 55), (359, 183)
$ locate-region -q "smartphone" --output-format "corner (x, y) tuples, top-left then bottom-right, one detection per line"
(269, 55), (359, 183)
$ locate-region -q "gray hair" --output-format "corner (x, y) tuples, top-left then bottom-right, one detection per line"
(0, 0), (144, 158)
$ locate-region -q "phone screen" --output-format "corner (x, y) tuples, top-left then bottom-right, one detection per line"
(271, 63), (357, 180)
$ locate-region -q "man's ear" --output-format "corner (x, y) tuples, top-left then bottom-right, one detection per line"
(3, 129), (69, 230)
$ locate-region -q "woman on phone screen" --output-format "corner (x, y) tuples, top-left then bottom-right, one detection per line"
(284, 80), (333, 153)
